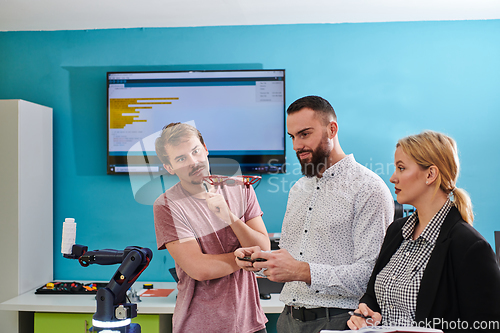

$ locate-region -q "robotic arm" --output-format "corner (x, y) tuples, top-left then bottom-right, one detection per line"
(64, 244), (153, 333)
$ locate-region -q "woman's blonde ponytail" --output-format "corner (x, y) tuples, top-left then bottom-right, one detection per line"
(452, 187), (474, 225)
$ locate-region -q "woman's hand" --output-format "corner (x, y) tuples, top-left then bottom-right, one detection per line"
(347, 303), (382, 330)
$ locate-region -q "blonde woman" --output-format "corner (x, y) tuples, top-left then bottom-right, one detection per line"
(348, 131), (500, 332)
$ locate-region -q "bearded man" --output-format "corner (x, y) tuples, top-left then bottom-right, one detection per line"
(235, 95), (394, 333)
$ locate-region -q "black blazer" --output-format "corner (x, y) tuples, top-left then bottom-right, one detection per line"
(360, 207), (500, 332)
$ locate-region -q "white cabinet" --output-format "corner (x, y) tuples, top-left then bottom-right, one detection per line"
(0, 100), (53, 332)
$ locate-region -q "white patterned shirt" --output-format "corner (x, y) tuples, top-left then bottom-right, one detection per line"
(279, 154), (394, 309)
(374, 199), (453, 326)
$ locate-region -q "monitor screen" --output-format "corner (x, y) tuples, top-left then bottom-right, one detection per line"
(107, 69), (286, 175)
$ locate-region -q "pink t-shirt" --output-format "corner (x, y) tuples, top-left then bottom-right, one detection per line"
(154, 182), (267, 333)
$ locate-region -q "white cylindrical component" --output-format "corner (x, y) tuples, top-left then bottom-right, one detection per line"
(61, 218), (76, 254)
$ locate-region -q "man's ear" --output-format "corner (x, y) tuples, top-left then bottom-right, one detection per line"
(164, 163), (175, 175)
(327, 121), (338, 139)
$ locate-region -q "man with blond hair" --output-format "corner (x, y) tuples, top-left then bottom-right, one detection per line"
(153, 122), (270, 333)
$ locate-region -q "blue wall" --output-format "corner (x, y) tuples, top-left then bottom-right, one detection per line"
(1, 21), (499, 282)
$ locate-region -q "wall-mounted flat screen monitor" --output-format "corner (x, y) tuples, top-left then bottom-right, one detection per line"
(107, 69), (286, 175)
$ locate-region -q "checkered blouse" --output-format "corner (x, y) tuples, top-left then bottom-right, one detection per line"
(374, 199), (453, 326)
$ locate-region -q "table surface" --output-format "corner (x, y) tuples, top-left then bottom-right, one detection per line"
(0, 281), (285, 314)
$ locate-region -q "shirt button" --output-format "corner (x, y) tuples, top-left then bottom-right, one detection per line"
(316, 290), (319, 293)
(316, 187), (320, 190)
(300, 252), (303, 255)
(309, 207), (312, 211)
(304, 230), (308, 233)
(293, 298), (296, 302)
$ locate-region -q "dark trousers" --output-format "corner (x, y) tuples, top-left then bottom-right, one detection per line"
(276, 307), (350, 333)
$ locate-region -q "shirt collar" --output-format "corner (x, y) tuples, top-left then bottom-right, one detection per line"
(402, 199), (453, 243)
(319, 154), (355, 180)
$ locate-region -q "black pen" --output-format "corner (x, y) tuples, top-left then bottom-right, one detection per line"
(348, 311), (372, 319)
